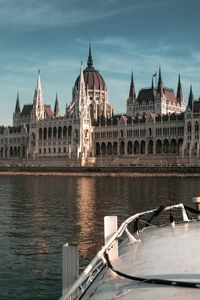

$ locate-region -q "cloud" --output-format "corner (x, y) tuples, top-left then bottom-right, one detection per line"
(0, 0), (184, 30)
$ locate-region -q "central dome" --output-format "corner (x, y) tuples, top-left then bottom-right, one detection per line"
(74, 46), (107, 91)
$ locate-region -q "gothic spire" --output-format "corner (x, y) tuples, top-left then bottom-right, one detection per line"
(32, 70), (44, 120)
(176, 73), (183, 104)
(188, 84), (194, 112)
(128, 71), (136, 100)
(37, 69), (42, 91)
(54, 93), (60, 117)
(157, 66), (164, 97)
(76, 62), (87, 118)
(15, 92), (21, 113)
(87, 42), (93, 68)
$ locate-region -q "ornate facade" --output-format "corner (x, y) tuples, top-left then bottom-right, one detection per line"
(0, 46), (200, 166)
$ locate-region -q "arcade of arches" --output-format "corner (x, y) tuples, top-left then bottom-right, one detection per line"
(95, 138), (183, 156)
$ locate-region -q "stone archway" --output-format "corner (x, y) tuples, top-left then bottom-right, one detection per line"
(134, 141), (139, 154)
(127, 141), (133, 155)
(156, 140), (162, 154)
(148, 140), (153, 154)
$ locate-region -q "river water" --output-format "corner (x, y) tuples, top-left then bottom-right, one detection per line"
(1, 175), (200, 299)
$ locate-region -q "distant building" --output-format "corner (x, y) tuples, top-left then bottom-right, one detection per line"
(0, 46), (200, 166)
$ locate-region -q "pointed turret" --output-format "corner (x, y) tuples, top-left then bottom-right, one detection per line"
(87, 43), (93, 68)
(15, 92), (21, 113)
(128, 71), (136, 100)
(188, 84), (194, 112)
(176, 74), (183, 104)
(32, 70), (44, 121)
(157, 66), (164, 97)
(75, 62), (87, 119)
(151, 77), (154, 90)
(54, 93), (60, 117)
(79, 62), (86, 91)
(13, 92), (21, 126)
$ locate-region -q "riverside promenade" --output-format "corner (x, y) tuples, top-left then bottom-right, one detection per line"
(1, 165), (200, 177)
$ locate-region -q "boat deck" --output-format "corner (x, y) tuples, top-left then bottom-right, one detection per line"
(82, 221), (200, 299)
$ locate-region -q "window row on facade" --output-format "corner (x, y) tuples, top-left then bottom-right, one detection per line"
(38, 126), (77, 140)
(0, 146), (26, 158)
(95, 126), (185, 140)
(38, 147), (67, 154)
(0, 136), (28, 145)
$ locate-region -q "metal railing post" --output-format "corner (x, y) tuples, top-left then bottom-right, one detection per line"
(104, 216), (118, 261)
(62, 243), (79, 296)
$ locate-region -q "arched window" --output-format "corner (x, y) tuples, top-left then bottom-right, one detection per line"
(39, 128), (42, 140)
(134, 141), (139, 154)
(156, 140), (162, 154)
(96, 143), (100, 155)
(148, 140), (153, 154)
(127, 141), (133, 155)
(68, 126), (72, 138)
(58, 126), (62, 139)
(43, 128), (47, 140)
(48, 127), (52, 139)
(53, 127), (57, 139)
(101, 142), (106, 155)
(107, 142), (112, 155)
(140, 140), (145, 154)
(170, 139), (177, 153)
(163, 139), (169, 153)
(113, 142), (117, 155)
(187, 122), (192, 133)
(120, 141), (125, 155)
(63, 126), (67, 138)
(195, 121), (199, 133)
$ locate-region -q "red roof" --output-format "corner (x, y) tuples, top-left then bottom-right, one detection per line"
(44, 105), (53, 118)
(163, 88), (176, 103)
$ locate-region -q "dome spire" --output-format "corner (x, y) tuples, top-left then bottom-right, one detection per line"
(87, 41), (93, 68)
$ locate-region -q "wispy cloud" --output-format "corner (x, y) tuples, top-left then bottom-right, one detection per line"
(0, 0), (184, 29)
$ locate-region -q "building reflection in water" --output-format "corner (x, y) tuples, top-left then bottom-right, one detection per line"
(76, 177), (96, 260)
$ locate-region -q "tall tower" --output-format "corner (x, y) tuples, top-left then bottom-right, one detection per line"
(74, 63), (88, 119)
(32, 70), (45, 122)
(13, 92), (21, 127)
(76, 63), (92, 161)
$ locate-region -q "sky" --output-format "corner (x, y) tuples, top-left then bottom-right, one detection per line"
(0, 0), (200, 125)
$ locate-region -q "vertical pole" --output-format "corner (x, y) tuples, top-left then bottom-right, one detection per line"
(104, 216), (118, 261)
(62, 243), (79, 296)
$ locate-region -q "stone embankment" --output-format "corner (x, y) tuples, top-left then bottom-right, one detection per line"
(0, 165), (200, 177)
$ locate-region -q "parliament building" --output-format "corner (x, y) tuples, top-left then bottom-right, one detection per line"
(0, 46), (200, 167)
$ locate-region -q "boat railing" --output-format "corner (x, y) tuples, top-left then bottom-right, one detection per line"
(59, 203), (191, 300)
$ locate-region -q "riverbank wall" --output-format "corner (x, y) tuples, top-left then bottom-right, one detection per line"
(1, 165), (200, 176)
